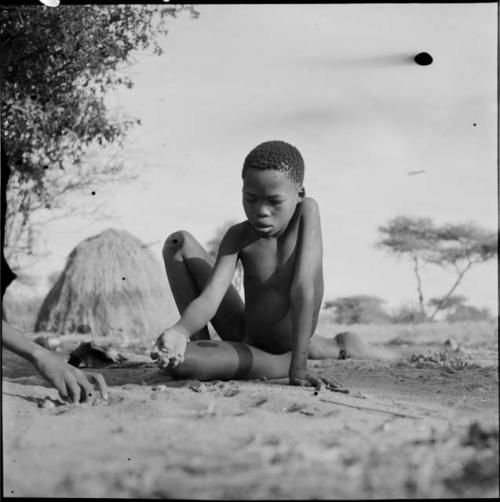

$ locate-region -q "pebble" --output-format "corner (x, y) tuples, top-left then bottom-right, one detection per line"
(38, 397), (56, 409)
(222, 386), (240, 397)
(189, 382), (208, 393)
(152, 385), (167, 392)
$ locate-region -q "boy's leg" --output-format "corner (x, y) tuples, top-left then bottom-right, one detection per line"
(163, 230), (245, 341)
(167, 340), (291, 381)
(308, 332), (400, 361)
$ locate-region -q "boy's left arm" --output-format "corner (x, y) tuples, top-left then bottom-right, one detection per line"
(288, 198), (343, 391)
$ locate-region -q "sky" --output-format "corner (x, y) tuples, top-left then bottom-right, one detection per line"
(23, 3), (498, 313)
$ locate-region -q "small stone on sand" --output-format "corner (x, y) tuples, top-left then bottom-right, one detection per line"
(189, 382), (207, 393)
(222, 386), (240, 397)
(38, 397), (56, 409)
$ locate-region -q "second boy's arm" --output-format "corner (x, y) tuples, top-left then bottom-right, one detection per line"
(2, 321), (108, 402)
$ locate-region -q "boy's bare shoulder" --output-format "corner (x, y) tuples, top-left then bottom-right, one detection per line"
(222, 220), (254, 249)
(300, 197), (321, 217)
(226, 220), (251, 237)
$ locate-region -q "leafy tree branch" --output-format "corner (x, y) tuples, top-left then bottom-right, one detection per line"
(1, 4), (199, 270)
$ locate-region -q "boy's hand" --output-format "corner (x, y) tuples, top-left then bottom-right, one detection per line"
(32, 348), (108, 403)
(150, 328), (188, 370)
(289, 368), (348, 393)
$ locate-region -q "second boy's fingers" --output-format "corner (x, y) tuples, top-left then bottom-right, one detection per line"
(78, 371), (109, 402)
(88, 373), (108, 400)
(65, 376), (81, 403)
(54, 378), (68, 401)
(76, 375), (94, 403)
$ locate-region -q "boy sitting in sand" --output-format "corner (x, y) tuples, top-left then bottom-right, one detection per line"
(151, 140), (396, 391)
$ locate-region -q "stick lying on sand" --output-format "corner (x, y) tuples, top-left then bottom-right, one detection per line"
(319, 397), (422, 419)
(315, 386), (349, 395)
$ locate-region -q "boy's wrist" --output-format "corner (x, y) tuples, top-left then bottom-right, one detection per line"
(290, 346), (308, 372)
(27, 343), (46, 365)
(174, 323), (191, 339)
(289, 363), (307, 378)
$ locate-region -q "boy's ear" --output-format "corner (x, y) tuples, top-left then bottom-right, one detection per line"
(298, 186), (306, 201)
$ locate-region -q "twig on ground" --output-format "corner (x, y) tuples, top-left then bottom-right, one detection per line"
(319, 397), (422, 419)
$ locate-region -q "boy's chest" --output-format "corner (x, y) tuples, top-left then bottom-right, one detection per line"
(240, 233), (298, 286)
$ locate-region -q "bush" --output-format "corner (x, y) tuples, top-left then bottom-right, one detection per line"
(446, 305), (492, 323)
(390, 304), (427, 324)
(324, 295), (390, 325)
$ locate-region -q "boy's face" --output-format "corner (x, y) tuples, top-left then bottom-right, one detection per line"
(242, 168), (304, 237)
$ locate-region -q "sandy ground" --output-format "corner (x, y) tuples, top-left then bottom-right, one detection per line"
(2, 319), (499, 499)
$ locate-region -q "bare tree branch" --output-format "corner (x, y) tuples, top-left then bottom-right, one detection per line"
(429, 261), (473, 321)
(412, 254), (427, 318)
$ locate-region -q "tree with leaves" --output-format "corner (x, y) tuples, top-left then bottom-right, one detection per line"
(1, 4), (199, 270)
(376, 216), (497, 321)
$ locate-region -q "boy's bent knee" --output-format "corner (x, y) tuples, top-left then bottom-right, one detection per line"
(163, 230), (190, 256)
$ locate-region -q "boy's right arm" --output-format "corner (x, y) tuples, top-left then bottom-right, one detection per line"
(151, 226), (241, 367)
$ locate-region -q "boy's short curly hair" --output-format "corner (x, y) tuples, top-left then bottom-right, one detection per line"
(242, 140), (304, 185)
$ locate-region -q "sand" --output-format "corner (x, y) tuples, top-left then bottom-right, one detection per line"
(2, 319), (498, 499)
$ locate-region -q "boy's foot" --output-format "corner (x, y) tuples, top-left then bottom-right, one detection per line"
(334, 332), (400, 361)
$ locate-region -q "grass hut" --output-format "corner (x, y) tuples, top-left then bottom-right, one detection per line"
(35, 229), (178, 342)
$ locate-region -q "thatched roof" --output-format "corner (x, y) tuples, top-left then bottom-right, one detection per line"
(35, 229), (179, 341)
